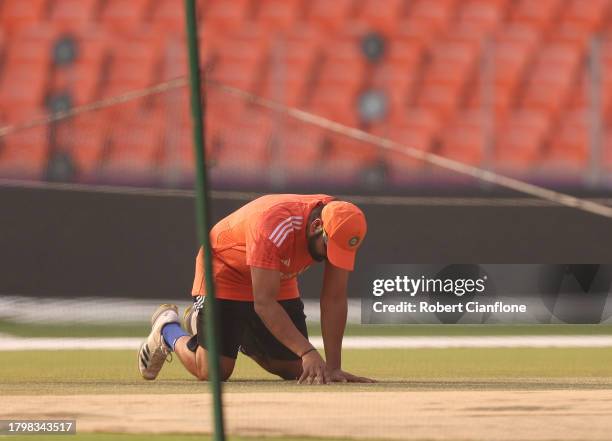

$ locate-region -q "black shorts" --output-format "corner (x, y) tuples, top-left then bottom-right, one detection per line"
(187, 296), (308, 360)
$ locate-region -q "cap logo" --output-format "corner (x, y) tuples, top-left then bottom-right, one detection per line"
(348, 236), (360, 247)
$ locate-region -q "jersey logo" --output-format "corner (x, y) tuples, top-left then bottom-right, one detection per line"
(269, 216), (303, 248)
(281, 258), (291, 267)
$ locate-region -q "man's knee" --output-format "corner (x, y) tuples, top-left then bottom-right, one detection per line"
(195, 357), (234, 381)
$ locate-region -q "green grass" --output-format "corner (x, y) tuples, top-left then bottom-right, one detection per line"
(3, 319), (612, 338)
(0, 320), (150, 338)
(1, 347), (612, 396)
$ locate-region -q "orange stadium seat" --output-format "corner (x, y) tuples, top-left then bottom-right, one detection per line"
(356, 0), (408, 33)
(373, 108), (438, 172)
(0, 127), (49, 179)
(274, 125), (324, 178)
(394, 16), (437, 47)
(0, 27), (52, 119)
(328, 132), (380, 163)
(439, 111), (488, 165)
(457, 0), (507, 35)
(209, 59), (260, 92)
(210, 26), (267, 70)
(204, 0), (253, 30)
(308, 82), (361, 126)
(150, 0), (186, 33)
(161, 115), (215, 169)
(392, 108), (440, 134)
(417, 83), (463, 122)
(4, 26), (56, 66)
(3, 0), (609, 181)
(404, 0), (456, 40)
(307, 0), (357, 29)
(323, 135), (382, 182)
(102, 35), (161, 99)
(495, 110), (549, 166)
(603, 129), (612, 169)
(569, 71), (590, 112)
(256, 0), (304, 29)
(422, 39), (479, 88)
(198, 24), (224, 68)
(547, 110), (590, 167)
(599, 36), (612, 116)
(54, 115), (109, 176)
(49, 0), (100, 28)
(371, 67), (418, 119)
(0, 0), (48, 33)
(318, 56), (365, 90)
(521, 43), (582, 117)
(210, 37), (267, 92)
(52, 29), (110, 105)
(214, 123), (271, 179)
(0, 66), (48, 122)
(468, 29), (537, 117)
(207, 91), (246, 133)
(384, 39), (423, 68)
(99, 0), (151, 31)
(260, 40), (317, 106)
(104, 113), (164, 178)
(551, 19), (597, 50)
(416, 38), (478, 120)
(561, 0), (610, 31)
(493, 40), (530, 90)
(376, 125), (434, 174)
(158, 36), (188, 79)
(511, 0), (563, 30)
(313, 38), (366, 117)
(165, 135), (195, 178)
(495, 22), (542, 50)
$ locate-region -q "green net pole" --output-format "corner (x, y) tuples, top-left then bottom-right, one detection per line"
(183, 1), (226, 440)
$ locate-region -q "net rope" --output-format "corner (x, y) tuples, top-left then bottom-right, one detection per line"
(1, 76), (611, 218)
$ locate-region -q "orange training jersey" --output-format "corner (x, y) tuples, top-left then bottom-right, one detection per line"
(192, 194), (335, 301)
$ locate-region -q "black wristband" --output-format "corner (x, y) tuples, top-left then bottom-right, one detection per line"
(300, 347), (316, 358)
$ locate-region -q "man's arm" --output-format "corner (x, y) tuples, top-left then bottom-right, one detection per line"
(320, 261), (376, 383)
(320, 261), (349, 370)
(251, 266), (329, 384)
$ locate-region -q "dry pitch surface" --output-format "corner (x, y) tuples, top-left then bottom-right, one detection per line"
(5, 390), (612, 441)
(2, 348), (612, 440)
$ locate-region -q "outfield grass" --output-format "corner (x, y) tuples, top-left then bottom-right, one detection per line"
(3, 319), (612, 338)
(2, 347), (612, 395)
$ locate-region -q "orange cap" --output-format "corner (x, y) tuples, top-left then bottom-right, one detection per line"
(321, 201), (367, 271)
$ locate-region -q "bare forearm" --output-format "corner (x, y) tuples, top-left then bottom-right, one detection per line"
(255, 301), (312, 357)
(320, 294), (347, 370)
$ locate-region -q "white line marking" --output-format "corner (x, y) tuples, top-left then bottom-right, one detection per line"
(2, 335), (612, 351)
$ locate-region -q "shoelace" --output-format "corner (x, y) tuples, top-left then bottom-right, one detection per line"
(147, 343), (172, 370)
(159, 343), (173, 364)
(164, 347), (173, 364)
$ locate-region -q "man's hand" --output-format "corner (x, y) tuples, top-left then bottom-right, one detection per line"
(298, 349), (329, 385)
(327, 368), (376, 383)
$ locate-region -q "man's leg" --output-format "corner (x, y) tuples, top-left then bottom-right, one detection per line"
(173, 336), (235, 381)
(248, 354), (302, 380)
(239, 298), (308, 381)
(167, 296), (244, 381)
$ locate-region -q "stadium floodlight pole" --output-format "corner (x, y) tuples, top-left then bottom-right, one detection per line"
(184, 1), (226, 440)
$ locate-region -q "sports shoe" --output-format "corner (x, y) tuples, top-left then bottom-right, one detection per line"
(182, 296), (204, 336)
(181, 304), (197, 336)
(138, 303), (179, 381)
